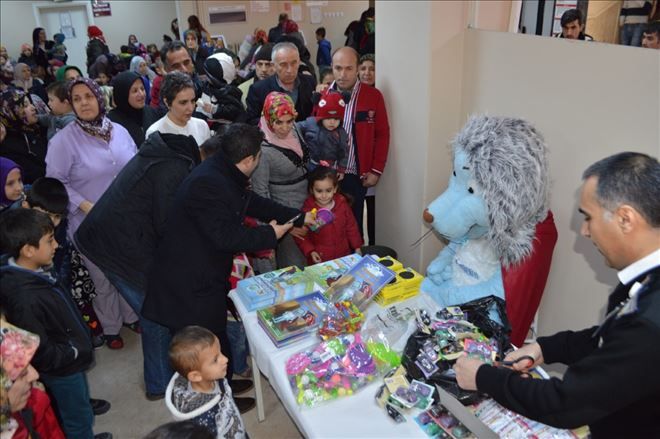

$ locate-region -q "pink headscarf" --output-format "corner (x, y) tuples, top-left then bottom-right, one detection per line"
(259, 91), (302, 157)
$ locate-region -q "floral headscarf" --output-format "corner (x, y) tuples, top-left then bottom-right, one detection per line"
(259, 91), (302, 157)
(0, 88), (38, 132)
(0, 319), (40, 434)
(68, 76), (113, 142)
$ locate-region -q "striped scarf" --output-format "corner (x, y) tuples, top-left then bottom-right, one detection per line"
(333, 80), (361, 175)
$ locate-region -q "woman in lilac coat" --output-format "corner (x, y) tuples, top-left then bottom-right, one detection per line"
(46, 77), (139, 349)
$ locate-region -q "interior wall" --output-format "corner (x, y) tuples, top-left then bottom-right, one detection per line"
(195, 0), (368, 66)
(586, 0), (622, 44)
(93, 1), (178, 53)
(461, 29), (659, 336)
(0, 0), (177, 61)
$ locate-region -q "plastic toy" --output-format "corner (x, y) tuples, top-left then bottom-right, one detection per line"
(308, 207), (335, 232)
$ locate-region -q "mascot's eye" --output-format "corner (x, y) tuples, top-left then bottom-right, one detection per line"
(468, 187), (474, 194)
(452, 171), (456, 177)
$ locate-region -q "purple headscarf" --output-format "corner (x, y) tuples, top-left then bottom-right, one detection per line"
(68, 76), (113, 142)
(0, 157), (22, 207)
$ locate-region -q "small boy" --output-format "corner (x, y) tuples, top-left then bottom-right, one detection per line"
(166, 326), (247, 439)
(94, 71), (114, 110)
(41, 80), (76, 140)
(21, 177), (106, 349)
(315, 27), (332, 69)
(0, 209), (110, 439)
(297, 90), (349, 178)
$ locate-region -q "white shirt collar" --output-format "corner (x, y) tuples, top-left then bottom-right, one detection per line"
(617, 248), (660, 285)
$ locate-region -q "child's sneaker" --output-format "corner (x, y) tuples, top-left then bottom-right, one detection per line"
(104, 334), (124, 350)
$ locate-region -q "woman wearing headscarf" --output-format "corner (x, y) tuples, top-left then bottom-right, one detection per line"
(187, 15), (210, 46)
(12, 62), (48, 103)
(46, 77), (139, 349)
(239, 28), (268, 72)
(129, 56), (152, 105)
(108, 71), (159, 147)
(0, 319), (65, 439)
(0, 88), (48, 184)
(128, 34), (147, 59)
(251, 91), (309, 269)
(54, 64), (83, 82)
(85, 25), (109, 74)
(17, 43), (36, 67)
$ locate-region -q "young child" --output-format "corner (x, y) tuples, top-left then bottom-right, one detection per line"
(0, 157), (24, 210)
(294, 167), (363, 264)
(297, 90), (349, 178)
(22, 177), (105, 348)
(319, 66), (334, 87)
(50, 33), (68, 63)
(41, 80), (76, 140)
(93, 71), (114, 110)
(315, 27), (332, 69)
(166, 326), (247, 439)
(0, 208), (109, 439)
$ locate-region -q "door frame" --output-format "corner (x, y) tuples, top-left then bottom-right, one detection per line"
(33, 1), (95, 30)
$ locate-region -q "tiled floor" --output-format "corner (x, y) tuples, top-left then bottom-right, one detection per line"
(87, 329), (303, 439)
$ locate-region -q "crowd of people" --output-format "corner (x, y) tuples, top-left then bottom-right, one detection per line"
(0, 7), (387, 439)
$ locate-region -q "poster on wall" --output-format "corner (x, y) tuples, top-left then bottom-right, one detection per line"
(91, 0), (111, 17)
(306, 1), (328, 6)
(291, 4), (303, 21)
(552, 0), (578, 36)
(310, 6), (322, 24)
(251, 1), (270, 13)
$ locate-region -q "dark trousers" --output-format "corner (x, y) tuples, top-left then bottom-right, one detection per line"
(40, 372), (94, 439)
(340, 173), (368, 238)
(365, 195), (375, 245)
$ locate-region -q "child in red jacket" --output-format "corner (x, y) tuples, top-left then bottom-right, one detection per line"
(295, 167), (363, 265)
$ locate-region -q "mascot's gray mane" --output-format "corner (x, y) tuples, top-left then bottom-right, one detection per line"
(452, 115), (550, 267)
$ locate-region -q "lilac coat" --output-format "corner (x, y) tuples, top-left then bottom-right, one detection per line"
(46, 121), (137, 239)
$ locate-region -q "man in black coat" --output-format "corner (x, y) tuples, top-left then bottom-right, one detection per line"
(454, 152), (660, 438)
(141, 124), (310, 408)
(75, 132), (200, 400)
(245, 42), (316, 125)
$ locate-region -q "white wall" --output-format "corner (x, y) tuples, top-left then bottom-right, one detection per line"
(0, 0), (177, 63)
(378, 2), (659, 338)
(461, 30), (660, 335)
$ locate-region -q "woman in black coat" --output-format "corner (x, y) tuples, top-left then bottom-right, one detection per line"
(107, 71), (160, 147)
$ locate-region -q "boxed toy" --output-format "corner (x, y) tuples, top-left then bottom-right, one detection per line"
(375, 267), (424, 306)
(302, 254), (362, 291)
(323, 255), (396, 310)
(237, 266), (319, 311)
(377, 255), (404, 272)
(257, 292), (329, 348)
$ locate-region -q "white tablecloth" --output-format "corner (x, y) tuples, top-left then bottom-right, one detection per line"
(229, 290), (439, 438)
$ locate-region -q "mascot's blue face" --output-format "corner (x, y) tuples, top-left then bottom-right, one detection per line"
(423, 150), (489, 241)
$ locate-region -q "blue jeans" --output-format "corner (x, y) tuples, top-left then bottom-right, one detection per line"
(227, 320), (249, 374)
(40, 372), (94, 439)
(620, 23), (645, 46)
(104, 271), (173, 395)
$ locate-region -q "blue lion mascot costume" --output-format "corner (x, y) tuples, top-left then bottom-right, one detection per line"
(422, 115), (557, 344)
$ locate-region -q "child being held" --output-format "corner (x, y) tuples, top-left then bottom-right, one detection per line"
(297, 90), (349, 179)
(40, 80), (76, 140)
(50, 33), (68, 63)
(294, 167), (363, 264)
(166, 326), (247, 439)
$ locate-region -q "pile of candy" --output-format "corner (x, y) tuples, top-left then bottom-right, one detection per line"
(286, 333), (395, 407)
(318, 301), (364, 340)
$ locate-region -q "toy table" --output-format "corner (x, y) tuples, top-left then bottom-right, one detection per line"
(229, 290), (437, 438)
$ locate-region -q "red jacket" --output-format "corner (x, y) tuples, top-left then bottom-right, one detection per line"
(12, 386), (65, 439)
(295, 194), (363, 264)
(351, 84), (390, 176)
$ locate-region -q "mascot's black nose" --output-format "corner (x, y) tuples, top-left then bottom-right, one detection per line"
(423, 209), (434, 223)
